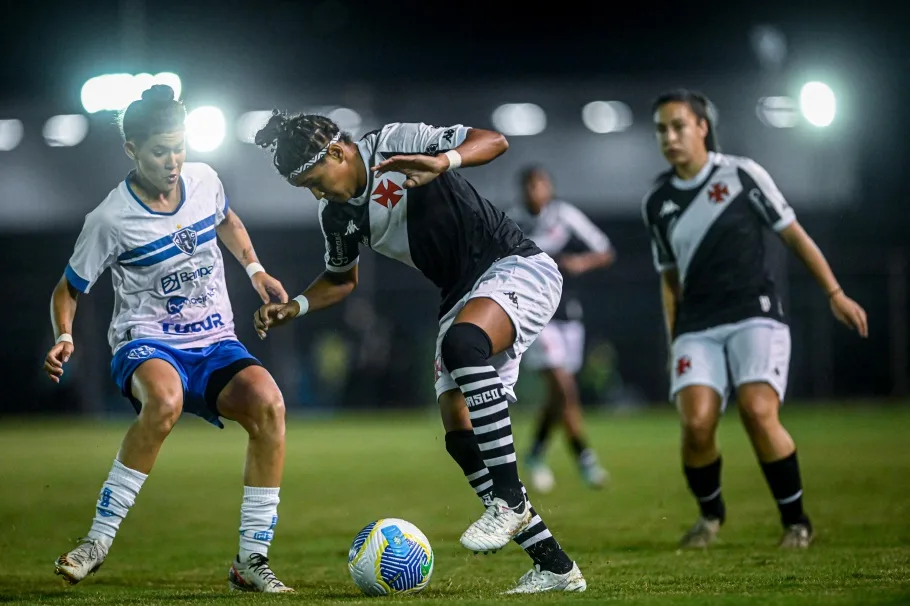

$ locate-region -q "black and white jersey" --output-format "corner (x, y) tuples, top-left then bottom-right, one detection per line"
(642, 152), (796, 337)
(319, 122), (541, 317)
(508, 200), (612, 321)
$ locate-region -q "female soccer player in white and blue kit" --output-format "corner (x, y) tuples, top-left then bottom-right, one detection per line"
(44, 85), (294, 592)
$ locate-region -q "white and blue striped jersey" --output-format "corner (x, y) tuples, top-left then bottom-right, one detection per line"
(65, 162), (235, 353)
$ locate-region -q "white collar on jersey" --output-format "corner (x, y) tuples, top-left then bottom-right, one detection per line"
(670, 151), (718, 190)
(287, 132), (342, 183)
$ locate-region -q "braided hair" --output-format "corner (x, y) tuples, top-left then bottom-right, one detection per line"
(651, 89), (720, 152)
(255, 111), (353, 180)
(118, 84), (186, 145)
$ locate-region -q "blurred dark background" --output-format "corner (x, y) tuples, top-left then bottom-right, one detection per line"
(1, 0), (906, 417)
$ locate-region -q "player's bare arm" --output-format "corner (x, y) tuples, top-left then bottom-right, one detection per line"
(371, 128), (509, 188)
(44, 275), (79, 383)
(779, 221), (868, 337)
(558, 249), (614, 277)
(254, 266), (358, 339)
(659, 268), (680, 347)
(216, 208), (288, 304)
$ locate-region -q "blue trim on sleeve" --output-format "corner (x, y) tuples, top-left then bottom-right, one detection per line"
(222, 196), (229, 216)
(64, 264), (89, 293)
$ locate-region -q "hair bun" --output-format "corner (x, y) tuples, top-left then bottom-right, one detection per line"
(141, 84), (175, 103)
(254, 110), (288, 150)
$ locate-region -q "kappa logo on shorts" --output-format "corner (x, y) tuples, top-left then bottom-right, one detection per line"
(127, 345), (157, 360)
(503, 291), (519, 308)
(676, 355), (692, 376)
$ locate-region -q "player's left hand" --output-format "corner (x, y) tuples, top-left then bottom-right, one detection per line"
(252, 272), (289, 305)
(371, 155), (447, 188)
(253, 302), (298, 339)
(830, 291), (868, 337)
(558, 254), (588, 277)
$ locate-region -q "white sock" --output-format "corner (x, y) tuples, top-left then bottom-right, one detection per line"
(86, 459), (148, 551)
(239, 486), (280, 561)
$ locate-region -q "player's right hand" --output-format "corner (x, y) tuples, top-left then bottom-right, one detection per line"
(253, 301), (299, 339)
(44, 342), (74, 383)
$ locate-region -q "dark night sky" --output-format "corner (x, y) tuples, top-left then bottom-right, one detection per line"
(2, 1), (902, 101)
(2, 0), (905, 224)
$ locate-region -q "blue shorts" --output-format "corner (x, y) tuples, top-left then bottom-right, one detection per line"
(111, 339), (261, 428)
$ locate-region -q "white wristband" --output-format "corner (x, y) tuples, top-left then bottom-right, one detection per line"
(443, 149), (462, 171)
(245, 262), (265, 279)
(292, 295), (309, 318)
(56, 333), (73, 345)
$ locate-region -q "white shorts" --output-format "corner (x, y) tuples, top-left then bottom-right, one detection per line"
(523, 320), (585, 374)
(670, 317), (791, 409)
(434, 253), (563, 402)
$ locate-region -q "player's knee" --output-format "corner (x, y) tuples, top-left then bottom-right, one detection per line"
(441, 323), (493, 369)
(738, 385), (781, 431)
(140, 389), (183, 435)
(244, 385), (286, 436)
(681, 413), (717, 452)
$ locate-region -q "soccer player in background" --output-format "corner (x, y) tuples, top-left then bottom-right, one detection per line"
(44, 85), (294, 592)
(641, 89), (868, 549)
(252, 112), (586, 593)
(507, 166), (613, 493)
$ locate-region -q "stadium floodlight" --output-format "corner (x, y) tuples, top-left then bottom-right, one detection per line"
(0, 119), (24, 151)
(799, 82), (836, 127)
(43, 115), (90, 147)
(80, 72), (183, 113)
(491, 103), (546, 136)
(328, 107), (362, 135)
(186, 106), (226, 152)
(581, 101), (633, 134)
(756, 96), (799, 128)
(236, 111), (274, 144)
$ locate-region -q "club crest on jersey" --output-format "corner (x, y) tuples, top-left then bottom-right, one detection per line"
(371, 179), (403, 209)
(172, 227), (197, 256)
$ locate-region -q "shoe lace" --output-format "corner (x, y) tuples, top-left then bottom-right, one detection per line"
(247, 554), (283, 588)
(68, 538), (102, 566)
(522, 566), (555, 588)
(476, 500), (520, 533)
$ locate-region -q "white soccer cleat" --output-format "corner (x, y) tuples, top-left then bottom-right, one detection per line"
(228, 554), (294, 593)
(460, 497), (532, 553)
(580, 461), (610, 489)
(527, 456), (556, 494)
(678, 516), (722, 549)
(503, 562), (587, 594)
(54, 538), (107, 585)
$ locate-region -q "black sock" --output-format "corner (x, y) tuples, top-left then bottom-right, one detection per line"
(760, 451), (809, 527)
(445, 430), (573, 575)
(684, 457), (726, 522)
(530, 417), (553, 459)
(442, 323), (524, 510)
(569, 435), (588, 458)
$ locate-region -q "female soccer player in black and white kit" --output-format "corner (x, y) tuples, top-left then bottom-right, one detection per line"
(252, 113), (586, 594)
(508, 166), (613, 493)
(642, 89), (868, 549)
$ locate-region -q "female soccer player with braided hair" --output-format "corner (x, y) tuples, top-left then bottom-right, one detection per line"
(642, 89), (868, 549)
(46, 85), (293, 592)
(252, 112), (586, 594)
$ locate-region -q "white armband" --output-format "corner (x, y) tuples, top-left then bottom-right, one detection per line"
(292, 295), (310, 318)
(443, 149), (462, 171)
(56, 333), (73, 345)
(245, 262), (265, 278)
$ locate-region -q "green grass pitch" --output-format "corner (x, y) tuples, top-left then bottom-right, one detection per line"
(1, 404), (908, 604)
